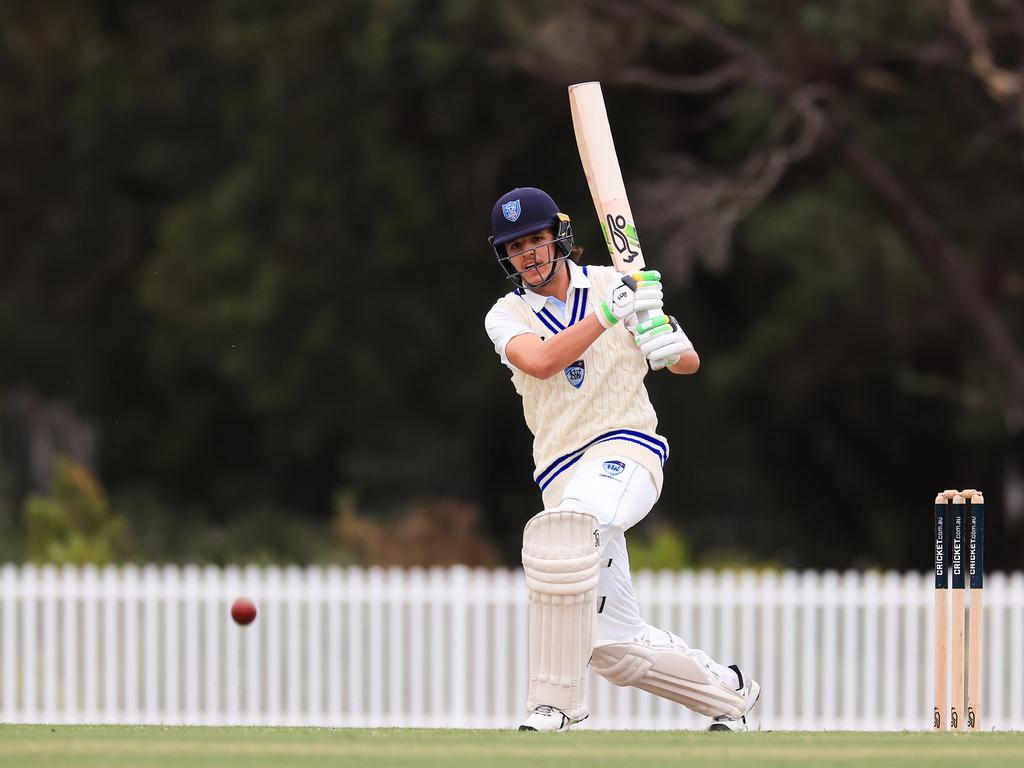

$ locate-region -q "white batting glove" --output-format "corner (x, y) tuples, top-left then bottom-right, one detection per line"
(597, 271), (664, 329)
(634, 314), (692, 370)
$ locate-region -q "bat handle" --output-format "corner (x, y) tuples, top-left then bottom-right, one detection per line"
(635, 308), (659, 324)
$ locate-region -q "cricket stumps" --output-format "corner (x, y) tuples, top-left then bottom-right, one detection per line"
(933, 489), (984, 731)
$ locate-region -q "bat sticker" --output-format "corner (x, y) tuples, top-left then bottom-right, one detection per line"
(605, 214), (639, 263)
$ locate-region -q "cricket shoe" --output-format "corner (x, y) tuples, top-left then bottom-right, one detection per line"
(518, 705), (586, 732)
(707, 665), (761, 732)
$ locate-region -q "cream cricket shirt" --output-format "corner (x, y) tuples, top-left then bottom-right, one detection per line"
(485, 262), (668, 507)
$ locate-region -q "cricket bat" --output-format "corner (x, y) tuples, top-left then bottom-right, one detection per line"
(569, 81), (646, 274)
(569, 81), (675, 366)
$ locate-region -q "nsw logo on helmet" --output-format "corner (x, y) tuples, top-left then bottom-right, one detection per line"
(501, 199), (522, 222)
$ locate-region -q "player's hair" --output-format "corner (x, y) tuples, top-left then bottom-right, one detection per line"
(570, 244), (584, 263)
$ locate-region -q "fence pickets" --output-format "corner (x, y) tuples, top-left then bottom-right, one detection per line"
(0, 564), (1021, 730)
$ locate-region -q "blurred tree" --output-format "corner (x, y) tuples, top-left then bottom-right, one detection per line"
(0, 0), (1021, 569)
(331, 491), (500, 567)
(627, 525), (692, 571)
(0, 468), (21, 562)
(24, 458), (129, 564)
(497, 0), (1024, 568)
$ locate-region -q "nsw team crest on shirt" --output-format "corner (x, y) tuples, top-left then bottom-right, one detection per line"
(502, 199), (521, 222)
(564, 360), (585, 389)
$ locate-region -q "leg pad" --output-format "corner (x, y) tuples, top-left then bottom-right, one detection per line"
(522, 509), (601, 721)
(591, 639), (745, 719)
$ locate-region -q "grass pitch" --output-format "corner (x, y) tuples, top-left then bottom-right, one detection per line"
(0, 725), (1020, 768)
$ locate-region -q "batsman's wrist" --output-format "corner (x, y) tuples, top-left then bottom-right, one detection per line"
(597, 299), (620, 329)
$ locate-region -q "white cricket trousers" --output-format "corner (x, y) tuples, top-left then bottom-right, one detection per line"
(557, 455), (739, 687)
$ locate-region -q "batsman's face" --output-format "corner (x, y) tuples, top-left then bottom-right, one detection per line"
(506, 228), (557, 286)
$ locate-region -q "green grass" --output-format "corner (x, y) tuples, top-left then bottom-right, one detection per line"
(0, 726), (1020, 768)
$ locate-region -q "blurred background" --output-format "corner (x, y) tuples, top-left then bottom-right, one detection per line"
(1, 0), (1022, 572)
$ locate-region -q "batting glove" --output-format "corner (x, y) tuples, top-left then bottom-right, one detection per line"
(634, 314), (692, 370)
(597, 271), (664, 329)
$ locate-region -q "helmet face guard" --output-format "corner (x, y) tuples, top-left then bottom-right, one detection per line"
(489, 188), (575, 291)
(493, 215), (574, 290)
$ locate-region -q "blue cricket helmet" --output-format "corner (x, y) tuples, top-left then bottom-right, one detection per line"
(488, 187), (574, 288)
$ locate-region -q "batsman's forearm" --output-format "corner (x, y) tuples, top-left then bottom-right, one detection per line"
(532, 314), (606, 379)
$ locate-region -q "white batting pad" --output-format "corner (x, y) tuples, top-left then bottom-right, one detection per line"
(521, 508), (602, 721)
(591, 636), (746, 719)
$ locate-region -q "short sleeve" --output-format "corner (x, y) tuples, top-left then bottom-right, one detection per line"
(484, 303), (538, 365)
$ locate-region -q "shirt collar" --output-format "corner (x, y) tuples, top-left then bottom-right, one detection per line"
(520, 261), (591, 311)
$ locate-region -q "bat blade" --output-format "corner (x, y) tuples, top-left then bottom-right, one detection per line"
(568, 81), (646, 273)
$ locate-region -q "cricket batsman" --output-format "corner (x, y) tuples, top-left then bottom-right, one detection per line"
(484, 187), (761, 732)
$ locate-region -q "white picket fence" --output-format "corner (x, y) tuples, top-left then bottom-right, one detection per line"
(1, 564), (1022, 730)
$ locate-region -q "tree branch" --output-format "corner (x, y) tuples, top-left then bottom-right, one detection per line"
(610, 62), (747, 95)
(950, 0), (1024, 109)
(636, 83), (832, 277)
(508, 1), (1024, 414)
(841, 136), (1024, 411)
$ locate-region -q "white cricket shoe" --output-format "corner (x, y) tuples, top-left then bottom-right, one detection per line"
(518, 705), (586, 732)
(707, 665), (761, 732)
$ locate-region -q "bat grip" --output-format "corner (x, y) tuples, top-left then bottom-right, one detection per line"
(636, 308), (658, 324)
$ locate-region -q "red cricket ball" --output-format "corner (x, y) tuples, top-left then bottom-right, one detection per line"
(231, 597), (257, 626)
